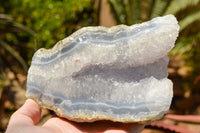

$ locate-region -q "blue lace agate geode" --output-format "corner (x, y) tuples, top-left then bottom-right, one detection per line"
(26, 15), (179, 123)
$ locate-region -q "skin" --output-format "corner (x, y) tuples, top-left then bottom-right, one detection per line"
(6, 99), (145, 133)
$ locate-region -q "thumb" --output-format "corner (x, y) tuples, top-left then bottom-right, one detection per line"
(8, 99), (41, 126)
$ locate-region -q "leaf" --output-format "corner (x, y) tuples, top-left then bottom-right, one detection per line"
(165, 114), (200, 123)
(179, 10), (200, 31)
(123, 0), (141, 25)
(148, 121), (195, 133)
(109, 0), (141, 24)
(108, 0), (126, 24)
(169, 36), (194, 56)
(150, 0), (171, 19)
(12, 22), (36, 37)
(0, 14), (13, 21)
(0, 39), (28, 71)
(164, 0), (200, 15)
(129, 0), (141, 24)
(147, 121), (194, 133)
(0, 13), (36, 37)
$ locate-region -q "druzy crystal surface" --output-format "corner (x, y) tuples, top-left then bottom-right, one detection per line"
(26, 15), (179, 123)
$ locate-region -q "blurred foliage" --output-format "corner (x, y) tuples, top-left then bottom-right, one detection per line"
(0, 0), (97, 71)
(0, 14), (34, 71)
(108, 0), (200, 56)
(0, 1), (98, 130)
(109, 0), (200, 91)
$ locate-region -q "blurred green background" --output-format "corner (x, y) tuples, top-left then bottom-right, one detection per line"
(1, 0), (200, 132)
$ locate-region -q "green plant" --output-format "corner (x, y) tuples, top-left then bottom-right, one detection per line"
(0, 1), (99, 131)
(0, 0), (97, 69)
(108, 0), (200, 54)
(0, 14), (36, 71)
(109, 0), (200, 27)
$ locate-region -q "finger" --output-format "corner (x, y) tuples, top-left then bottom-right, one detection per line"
(9, 99), (41, 126)
(42, 117), (81, 133)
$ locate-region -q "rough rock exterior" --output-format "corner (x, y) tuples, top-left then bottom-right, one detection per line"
(26, 15), (179, 123)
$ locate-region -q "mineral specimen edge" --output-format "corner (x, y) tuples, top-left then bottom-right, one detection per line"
(26, 14), (179, 123)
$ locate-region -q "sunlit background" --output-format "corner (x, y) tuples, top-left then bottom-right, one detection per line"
(1, 0), (200, 132)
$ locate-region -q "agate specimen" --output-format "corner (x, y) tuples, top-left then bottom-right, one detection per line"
(26, 15), (179, 123)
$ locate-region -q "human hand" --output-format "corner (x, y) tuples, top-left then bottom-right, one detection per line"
(6, 99), (145, 133)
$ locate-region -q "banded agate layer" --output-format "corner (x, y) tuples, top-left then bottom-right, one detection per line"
(26, 15), (179, 123)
